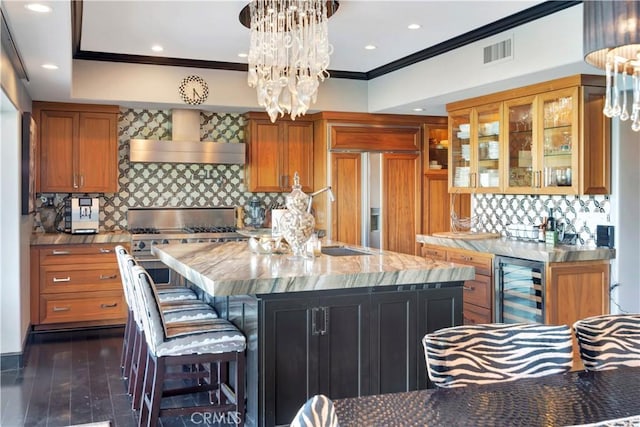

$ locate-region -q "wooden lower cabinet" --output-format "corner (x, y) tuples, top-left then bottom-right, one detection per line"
(545, 260), (610, 370)
(422, 245), (494, 324)
(259, 285), (463, 426)
(31, 243), (128, 329)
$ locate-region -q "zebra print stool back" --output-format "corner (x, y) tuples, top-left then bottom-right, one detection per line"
(423, 323), (574, 388)
(290, 394), (340, 427)
(573, 313), (640, 371)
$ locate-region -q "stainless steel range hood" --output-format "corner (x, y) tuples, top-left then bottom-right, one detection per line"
(129, 109), (245, 164)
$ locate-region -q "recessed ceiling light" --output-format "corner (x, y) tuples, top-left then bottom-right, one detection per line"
(151, 45), (164, 52)
(41, 63), (58, 70)
(413, 108), (424, 112)
(364, 44), (377, 50)
(408, 24), (421, 30)
(25, 3), (52, 13)
(238, 53), (248, 58)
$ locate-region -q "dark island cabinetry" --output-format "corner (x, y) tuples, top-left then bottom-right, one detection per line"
(258, 284), (463, 426)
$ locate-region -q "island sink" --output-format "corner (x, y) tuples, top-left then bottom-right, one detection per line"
(320, 245), (373, 256)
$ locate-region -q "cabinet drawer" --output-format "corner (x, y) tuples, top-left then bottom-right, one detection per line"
(447, 251), (492, 275)
(41, 264), (121, 294)
(421, 245), (447, 261)
(463, 303), (492, 325)
(40, 291), (126, 324)
(462, 274), (492, 309)
(40, 244), (119, 265)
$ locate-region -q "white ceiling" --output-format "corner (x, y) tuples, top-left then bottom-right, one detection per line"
(3, 0), (585, 113)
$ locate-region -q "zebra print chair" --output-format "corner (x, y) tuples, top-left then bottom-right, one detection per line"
(573, 313), (640, 371)
(423, 323), (574, 388)
(290, 394), (340, 427)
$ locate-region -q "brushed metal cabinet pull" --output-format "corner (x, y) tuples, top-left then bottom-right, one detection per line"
(101, 303), (118, 309)
(52, 250), (71, 255)
(321, 307), (329, 336)
(99, 274), (117, 280)
(73, 174), (78, 189)
(80, 174), (85, 188)
(311, 307), (320, 335)
(462, 285), (474, 291)
(53, 306), (70, 312)
(461, 255), (472, 261)
(53, 277), (71, 283)
(99, 248), (112, 254)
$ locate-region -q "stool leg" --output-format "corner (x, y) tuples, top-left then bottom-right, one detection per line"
(121, 311), (135, 379)
(146, 355), (164, 427)
(127, 327), (141, 396)
(236, 351), (246, 426)
(132, 337), (147, 410)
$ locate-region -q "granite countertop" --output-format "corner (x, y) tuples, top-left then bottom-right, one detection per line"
(30, 230), (131, 245)
(151, 240), (475, 296)
(416, 234), (616, 263)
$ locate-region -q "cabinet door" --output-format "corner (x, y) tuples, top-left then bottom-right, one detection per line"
(261, 297), (319, 426)
(545, 261), (610, 370)
(283, 121), (314, 192)
(331, 153), (361, 246)
(382, 153), (420, 255)
(416, 286), (463, 389)
(317, 294), (370, 399)
(39, 110), (77, 192)
(474, 103), (502, 192)
(504, 96), (537, 193)
(449, 109), (473, 192)
(369, 291), (417, 394)
(538, 87), (579, 194)
(247, 120), (283, 192)
(77, 112), (118, 192)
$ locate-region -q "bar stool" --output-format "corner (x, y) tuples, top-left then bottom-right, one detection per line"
(573, 313), (640, 371)
(115, 246), (216, 382)
(131, 265), (246, 427)
(423, 323), (574, 388)
(115, 246), (221, 408)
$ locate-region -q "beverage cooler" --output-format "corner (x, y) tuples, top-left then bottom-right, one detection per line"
(494, 256), (545, 323)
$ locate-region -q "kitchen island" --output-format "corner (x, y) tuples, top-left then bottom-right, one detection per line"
(152, 241), (474, 427)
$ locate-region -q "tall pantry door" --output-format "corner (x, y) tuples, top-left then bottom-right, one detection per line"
(331, 153), (362, 246)
(382, 153), (420, 255)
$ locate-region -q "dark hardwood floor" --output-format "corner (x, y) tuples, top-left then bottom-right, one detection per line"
(0, 327), (217, 427)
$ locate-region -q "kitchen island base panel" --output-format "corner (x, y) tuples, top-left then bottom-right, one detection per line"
(214, 283), (463, 427)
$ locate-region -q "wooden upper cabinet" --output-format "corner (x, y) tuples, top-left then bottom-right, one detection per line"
(330, 124), (420, 151)
(446, 75), (610, 195)
(34, 102), (119, 193)
(244, 112), (314, 192)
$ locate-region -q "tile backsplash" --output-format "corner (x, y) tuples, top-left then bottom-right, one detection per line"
(470, 193), (611, 245)
(35, 108), (286, 231)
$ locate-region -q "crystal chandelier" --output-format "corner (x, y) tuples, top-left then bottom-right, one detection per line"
(583, 0), (640, 132)
(240, 0), (339, 123)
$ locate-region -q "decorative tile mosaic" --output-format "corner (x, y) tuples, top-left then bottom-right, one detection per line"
(35, 109), (286, 232)
(471, 193), (611, 245)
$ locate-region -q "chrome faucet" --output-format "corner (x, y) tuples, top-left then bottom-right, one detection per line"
(307, 186), (335, 213)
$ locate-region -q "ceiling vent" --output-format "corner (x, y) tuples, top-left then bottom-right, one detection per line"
(483, 36), (513, 65)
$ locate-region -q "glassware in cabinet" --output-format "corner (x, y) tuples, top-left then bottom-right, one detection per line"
(474, 103), (502, 191)
(449, 111), (472, 190)
(504, 96), (536, 191)
(539, 88), (578, 192)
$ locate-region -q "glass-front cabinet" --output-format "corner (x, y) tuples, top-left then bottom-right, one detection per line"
(504, 96), (536, 191)
(503, 88), (579, 194)
(539, 88), (579, 194)
(449, 103), (502, 193)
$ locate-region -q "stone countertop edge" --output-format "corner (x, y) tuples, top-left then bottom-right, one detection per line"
(30, 231), (131, 245)
(416, 234), (616, 263)
(151, 240), (476, 297)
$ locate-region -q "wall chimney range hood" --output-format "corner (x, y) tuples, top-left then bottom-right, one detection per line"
(129, 109), (245, 165)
